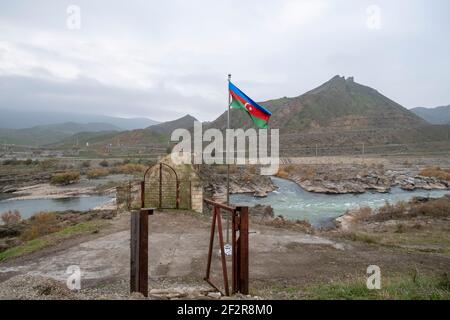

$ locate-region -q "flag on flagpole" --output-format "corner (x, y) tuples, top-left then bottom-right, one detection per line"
(229, 82), (272, 129)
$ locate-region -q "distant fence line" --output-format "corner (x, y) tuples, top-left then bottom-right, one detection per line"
(2, 140), (449, 159)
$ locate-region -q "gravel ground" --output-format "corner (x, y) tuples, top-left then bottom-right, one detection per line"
(0, 274), (261, 300)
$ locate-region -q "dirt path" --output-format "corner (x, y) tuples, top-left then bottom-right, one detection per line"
(1, 211), (449, 296)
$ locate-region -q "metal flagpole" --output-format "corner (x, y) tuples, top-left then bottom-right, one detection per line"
(226, 74), (231, 245)
(227, 74), (231, 205)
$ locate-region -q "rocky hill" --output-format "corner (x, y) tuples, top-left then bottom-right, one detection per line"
(210, 76), (426, 131)
(147, 115), (197, 134)
(53, 115), (198, 148)
(207, 76), (450, 152)
(46, 77), (450, 154)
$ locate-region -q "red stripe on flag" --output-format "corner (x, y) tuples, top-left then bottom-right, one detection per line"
(230, 90), (270, 121)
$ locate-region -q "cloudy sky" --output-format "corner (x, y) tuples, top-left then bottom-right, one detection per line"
(0, 0), (449, 122)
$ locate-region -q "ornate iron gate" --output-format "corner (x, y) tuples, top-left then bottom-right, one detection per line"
(142, 162), (191, 210)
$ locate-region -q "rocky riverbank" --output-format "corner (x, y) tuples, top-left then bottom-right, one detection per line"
(199, 165), (277, 201)
(278, 164), (449, 194)
(330, 195), (450, 256)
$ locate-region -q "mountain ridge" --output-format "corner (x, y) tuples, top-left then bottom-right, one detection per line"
(0, 110), (159, 130)
(411, 105), (450, 124)
(0, 122), (121, 146)
(208, 75), (427, 133)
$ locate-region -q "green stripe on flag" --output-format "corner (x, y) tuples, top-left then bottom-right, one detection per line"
(230, 98), (269, 128)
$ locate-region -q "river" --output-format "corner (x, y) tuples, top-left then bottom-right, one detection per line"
(0, 195), (114, 220)
(230, 176), (450, 227)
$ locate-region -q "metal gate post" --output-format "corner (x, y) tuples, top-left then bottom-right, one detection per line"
(140, 181), (145, 208)
(237, 206), (249, 295)
(159, 163), (162, 208)
(176, 180), (180, 209)
(130, 208), (153, 297)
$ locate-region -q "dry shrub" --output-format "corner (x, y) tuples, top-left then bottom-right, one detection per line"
(112, 163), (147, 175)
(21, 212), (60, 241)
(276, 165), (298, 178)
(229, 165), (238, 174)
(375, 201), (408, 221)
(214, 165), (237, 174)
(419, 166), (450, 181)
(1, 210), (22, 224)
(99, 159), (109, 167)
(409, 196), (450, 218)
(302, 167), (316, 181)
(371, 196), (450, 222)
(50, 171), (80, 185)
(86, 168), (109, 179)
(215, 165), (227, 174)
(403, 160), (412, 167)
(247, 165), (257, 174)
(265, 216), (313, 234)
(353, 206), (372, 222)
(284, 165), (296, 173)
(276, 168), (289, 178)
(81, 161), (91, 168)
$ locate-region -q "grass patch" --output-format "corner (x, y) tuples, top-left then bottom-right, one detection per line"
(340, 231), (377, 244)
(339, 228), (450, 254)
(0, 238), (50, 261)
(0, 220), (108, 262)
(255, 274), (450, 300)
(53, 221), (105, 238)
(304, 275), (450, 300)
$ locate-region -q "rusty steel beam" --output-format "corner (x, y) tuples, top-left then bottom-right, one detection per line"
(216, 208), (230, 296)
(159, 163), (162, 208)
(138, 209), (149, 297)
(237, 206), (249, 295)
(130, 208), (153, 298)
(204, 198), (235, 212)
(205, 206), (217, 280)
(140, 181), (145, 208)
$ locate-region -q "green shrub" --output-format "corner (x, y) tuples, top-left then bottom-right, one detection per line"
(86, 168), (109, 179)
(50, 171), (80, 185)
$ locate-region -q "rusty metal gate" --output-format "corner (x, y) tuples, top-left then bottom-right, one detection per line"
(203, 199), (249, 296)
(141, 162), (191, 210)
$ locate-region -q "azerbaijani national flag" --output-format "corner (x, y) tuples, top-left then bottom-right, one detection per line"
(229, 82), (272, 129)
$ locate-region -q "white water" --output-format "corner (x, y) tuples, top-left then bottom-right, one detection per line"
(230, 176), (450, 227)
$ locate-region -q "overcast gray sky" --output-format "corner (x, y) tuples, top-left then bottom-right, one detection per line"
(0, 0), (449, 122)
